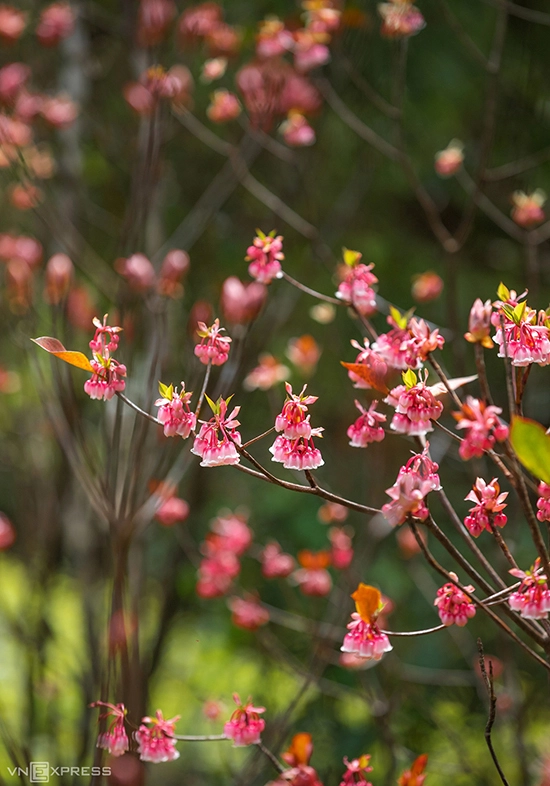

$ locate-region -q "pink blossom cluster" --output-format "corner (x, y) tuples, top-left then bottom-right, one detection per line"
(178, 2), (240, 57)
(194, 318), (232, 365)
(509, 560), (550, 620)
(336, 254), (378, 317)
(385, 371), (443, 436)
(196, 511), (252, 597)
(136, 0), (176, 47)
(536, 482), (550, 522)
(246, 230), (284, 284)
(155, 383), (196, 438)
(492, 303), (550, 367)
(192, 396), (242, 466)
(261, 541), (295, 578)
(382, 445), (441, 527)
(378, 0), (426, 38)
(228, 595), (269, 630)
(270, 383), (324, 470)
(91, 702), (129, 758)
(464, 478), (508, 537)
(116, 249), (189, 297)
(293, 549), (333, 596)
(340, 754), (374, 786)
(134, 710), (180, 762)
(223, 694), (265, 746)
(341, 614), (392, 661)
(0, 2), (74, 46)
(124, 64), (193, 115)
(84, 316), (127, 401)
(347, 400), (386, 447)
(434, 574), (476, 626)
(453, 397), (509, 460)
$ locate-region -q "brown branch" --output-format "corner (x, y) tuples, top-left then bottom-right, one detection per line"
(477, 639), (511, 786)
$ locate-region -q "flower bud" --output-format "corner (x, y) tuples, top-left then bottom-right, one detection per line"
(115, 253), (156, 292)
(511, 189), (546, 228)
(435, 139), (464, 177)
(220, 276), (266, 324)
(464, 298), (493, 347)
(36, 2), (75, 47)
(0, 62), (29, 102)
(44, 253), (73, 305)
(207, 89), (241, 123)
(0, 6), (27, 44)
(411, 271), (443, 303)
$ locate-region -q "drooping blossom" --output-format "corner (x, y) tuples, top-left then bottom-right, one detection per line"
(201, 56), (227, 82)
(0, 62), (29, 102)
(192, 396), (241, 467)
(196, 511), (250, 597)
(0, 513), (15, 550)
(44, 253), (73, 305)
(317, 501), (348, 524)
(303, 1), (341, 34)
(124, 65), (193, 115)
(341, 583), (392, 661)
(336, 249), (378, 316)
(210, 511), (252, 556)
(196, 550), (239, 598)
(434, 573), (476, 626)
(280, 111), (316, 147)
(340, 754), (373, 786)
(293, 29), (331, 73)
(115, 252), (156, 292)
(464, 298), (493, 347)
(329, 527), (354, 569)
(0, 233), (42, 266)
(411, 271), (443, 303)
(271, 383), (324, 469)
(347, 400), (386, 447)
(194, 318), (231, 365)
(137, 0), (176, 46)
(154, 489), (190, 527)
(286, 335), (321, 375)
(293, 550), (332, 596)
(134, 710), (180, 762)
(511, 189), (546, 228)
(397, 754), (428, 786)
(41, 94), (78, 127)
(223, 694), (265, 747)
(261, 541), (295, 578)
(536, 482), (550, 523)
(272, 733), (323, 786)
(464, 478), (508, 537)
(205, 22), (241, 57)
(228, 596), (269, 630)
(90, 702), (129, 758)
(158, 249), (190, 297)
(382, 443), (441, 526)
(84, 316), (127, 401)
(404, 317), (445, 365)
(221, 277), (266, 324)
(509, 560), (550, 620)
(155, 382), (196, 438)
(492, 299), (550, 367)
(385, 370), (443, 436)
(452, 397), (509, 460)
(244, 353), (289, 391)
(246, 230), (284, 284)
(207, 89), (241, 122)
(36, 2), (75, 46)
(256, 16), (293, 58)
(0, 6), (27, 44)
(177, 2), (222, 42)
(378, 0), (425, 37)
(434, 139), (463, 177)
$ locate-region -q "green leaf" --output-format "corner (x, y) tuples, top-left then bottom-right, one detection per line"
(513, 301), (527, 323)
(158, 381), (173, 400)
(342, 247), (362, 267)
(497, 281), (510, 301)
(510, 416), (550, 484)
(204, 394), (218, 415)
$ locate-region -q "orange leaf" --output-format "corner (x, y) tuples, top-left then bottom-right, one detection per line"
(351, 583), (382, 623)
(32, 337), (93, 373)
(297, 549), (332, 570)
(282, 733), (313, 767)
(341, 358), (389, 394)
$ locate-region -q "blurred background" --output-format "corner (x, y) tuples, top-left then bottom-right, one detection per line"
(1, 0), (550, 783)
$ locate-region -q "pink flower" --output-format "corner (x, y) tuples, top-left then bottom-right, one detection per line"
(434, 140), (464, 177)
(41, 94), (78, 128)
(329, 527), (354, 570)
(398, 755), (428, 786)
(280, 112), (316, 147)
(220, 277), (266, 324)
(511, 189), (546, 228)
(0, 62), (30, 102)
(404, 318), (445, 365)
(385, 371), (443, 436)
(256, 17), (293, 58)
(261, 541), (295, 578)
(115, 253), (156, 292)
(434, 573), (476, 626)
(303, 3), (341, 34)
(382, 444), (441, 526)
(157, 249), (190, 297)
(0, 6), (27, 44)
(155, 495), (190, 527)
(211, 511), (252, 556)
(196, 552), (238, 598)
(293, 30), (331, 73)
(293, 550), (332, 596)
(453, 397), (509, 460)
(246, 230), (284, 284)
(378, 0), (425, 37)
(411, 271), (443, 303)
(493, 302), (550, 367)
(194, 318), (231, 366)
(178, 2), (222, 41)
(341, 583), (392, 661)
(465, 298), (493, 348)
(347, 400), (386, 447)
(0, 513), (15, 550)
(271, 382), (325, 469)
(536, 482), (550, 523)
(155, 382), (196, 438)
(137, 0), (176, 46)
(228, 596), (269, 630)
(275, 383), (317, 439)
(44, 253), (73, 305)
(276, 733), (323, 786)
(286, 334), (321, 375)
(134, 710), (180, 762)
(191, 396), (242, 467)
(336, 252), (378, 316)
(84, 316), (126, 401)
(244, 354), (289, 391)
(223, 694), (265, 747)
(91, 702), (129, 758)
(207, 89), (241, 122)
(36, 2), (75, 46)
(201, 57), (228, 82)
(340, 754), (373, 786)
(464, 478), (508, 537)
(509, 560), (550, 619)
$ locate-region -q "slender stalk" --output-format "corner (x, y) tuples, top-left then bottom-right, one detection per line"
(282, 271), (341, 306)
(116, 392), (162, 426)
(477, 640), (511, 786)
(195, 362), (212, 419)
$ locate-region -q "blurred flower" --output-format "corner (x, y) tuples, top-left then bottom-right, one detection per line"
(0, 6), (27, 44)
(137, 0), (176, 47)
(44, 253), (73, 305)
(155, 495), (190, 527)
(261, 541), (295, 578)
(434, 139), (463, 177)
(274, 733), (323, 786)
(310, 303), (335, 323)
(340, 753), (373, 786)
(536, 482), (550, 523)
(280, 111), (316, 147)
(41, 94), (78, 128)
(511, 189), (546, 228)
(317, 501), (348, 524)
(0, 233), (42, 265)
(397, 754), (428, 786)
(293, 29), (331, 73)
(115, 253), (156, 292)
(158, 248), (189, 297)
(378, 0), (425, 38)
(201, 56), (227, 82)
(244, 354), (289, 391)
(203, 700), (223, 721)
(286, 334), (321, 375)
(220, 276), (266, 324)
(0, 62), (30, 103)
(205, 23), (241, 57)
(66, 286), (96, 331)
(36, 2), (75, 47)
(9, 182), (42, 210)
(228, 596), (269, 630)
(5, 258), (33, 312)
(329, 527), (354, 569)
(411, 271), (443, 303)
(396, 525), (426, 558)
(256, 17), (293, 59)
(188, 300), (213, 336)
(0, 513), (15, 550)
(206, 88), (241, 122)
(293, 550), (332, 595)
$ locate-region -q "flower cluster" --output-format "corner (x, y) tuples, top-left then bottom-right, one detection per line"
(492, 296), (550, 367)
(293, 549), (333, 596)
(336, 249), (378, 317)
(382, 444), (441, 527)
(194, 318), (232, 366)
(435, 139), (464, 177)
(509, 560), (550, 620)
(347, 400), (386, 447)
(271, 733), (323, 786)
(155, 382), (196, 438)
(84, 316), (127, 401)
(511, 189), (546, 227)
(536, 482), (550, 523)
(434, 574), (476, 626)
(464, 478), (508, 537)
(223, 694), (265, 746)
(261, 541), (295, 578)
(196, 510), (252, 598)
(134, 710), (180, 763)
(192, 396), (241, 467)
(228, 595), (269, 630)
(91, 702), (129, 758)
(246, 230), (284, 284)
(340, 754), (373, 786)
(385, 369), (443, 436)
(270, 383), (324, 470)
(378, 0), (426, 38)
(341, 583), (393, 662)
(453, 397), (509, 460)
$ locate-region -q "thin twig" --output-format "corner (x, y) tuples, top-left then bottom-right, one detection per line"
(477, 639), (511, 786)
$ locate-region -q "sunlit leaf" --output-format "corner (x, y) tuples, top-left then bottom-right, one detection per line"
(351, 583), (382, 623)
(402, 368), (417, 389)
(31, 337), (93, 373)
(510, 416), (550, 484)
(497, 281), (510, 301)
(342, 247), (362, 267)
(341, 358), (389, 394)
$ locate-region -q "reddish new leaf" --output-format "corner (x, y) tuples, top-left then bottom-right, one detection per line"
(341, 357), (389, 394)
(32, 336), (93, 373)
